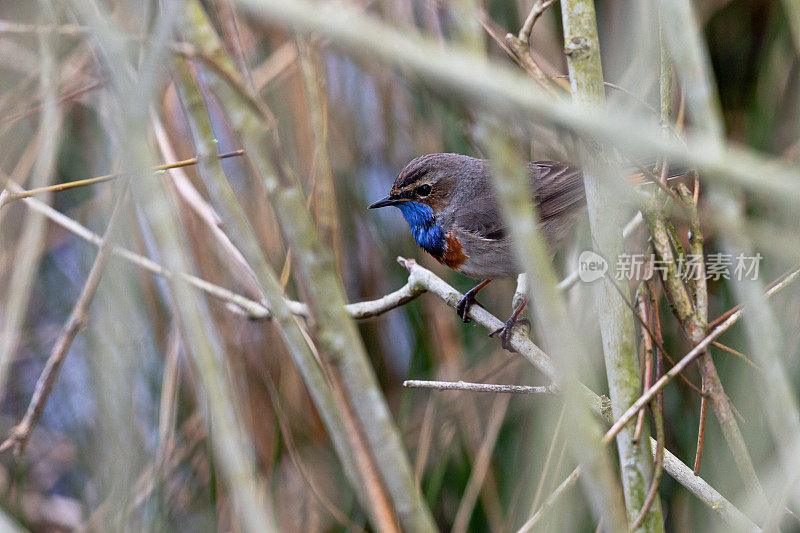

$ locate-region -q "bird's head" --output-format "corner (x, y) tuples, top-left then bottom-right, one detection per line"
(369, 153), (480, 256)
(368, 153), (472, 213)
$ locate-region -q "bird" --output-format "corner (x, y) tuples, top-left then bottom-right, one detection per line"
(368, 153), (686, 349)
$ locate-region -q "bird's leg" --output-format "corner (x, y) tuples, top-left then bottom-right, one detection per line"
(456, 279), (493, 323)
(490, 297), (531, 352)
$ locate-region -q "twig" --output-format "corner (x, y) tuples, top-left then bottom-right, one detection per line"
(0, 188), (128, 457)
(708, 265), (800, 328)
(601, 309), (741, 445)
(631, 266), (666, 531)
(525, 406), (566, 521)
(0, 78), (106, 126)
(403, 380), (555, 394)
(0, 33), (61, 405)
(630, 402), (665, 530)
(452, 392), (512, 532)
(518, 0), (558, 45)
(413, 400), (436, 485)
(693, 382), (708, 475)
(645, 180), (760, 497)
(633, 287), (655, 445)
(478, 10), (562, 96)
(151, 113), (264, 301)
(651, 279), (665, 416)
(518, 466), (581, 532)
(711, 341), (762, 373)
(658, 443), (756, 529)
(0, 149), (244, 206)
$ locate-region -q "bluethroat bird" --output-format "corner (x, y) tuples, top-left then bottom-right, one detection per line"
(369, 153), (686, 349)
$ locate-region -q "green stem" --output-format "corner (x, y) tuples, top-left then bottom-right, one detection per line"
(559, 0), (663, 529)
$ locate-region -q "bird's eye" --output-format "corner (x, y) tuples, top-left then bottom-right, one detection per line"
(416, 184), (432, 196)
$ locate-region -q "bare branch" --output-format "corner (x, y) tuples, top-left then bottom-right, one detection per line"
(602, 310), (737, 445)
(519, 466), (581, 532)
(478, 11), (562, 96)
(658, 443), (757, 530)
(403, 380), (555, 394)
(0, 188), (127, 457)
(518, 0), (558, 45)
(0, 150), (244, 206)
(452, 392), (511, 532)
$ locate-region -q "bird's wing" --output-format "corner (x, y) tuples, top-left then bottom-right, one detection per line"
(530, 161), (587, 222)
(451, 196), (508, 241)
(451, 161), (586, 242)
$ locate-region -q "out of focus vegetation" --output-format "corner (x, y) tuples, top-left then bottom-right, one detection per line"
(0, 0), (799, 531)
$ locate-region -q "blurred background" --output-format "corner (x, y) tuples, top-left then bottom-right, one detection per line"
(0, 0), (799, 531)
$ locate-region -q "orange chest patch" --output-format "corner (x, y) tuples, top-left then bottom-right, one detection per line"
(436, 233), (469, 270)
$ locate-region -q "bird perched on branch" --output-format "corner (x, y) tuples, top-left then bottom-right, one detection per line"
(369, 153), (685, 349)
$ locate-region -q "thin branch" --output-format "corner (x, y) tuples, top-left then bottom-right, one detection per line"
(519, 466), (581, 532)
(528, 406), (566, 518)
(633, 287), (655, 445)
(708, 265), (800, 328)
(0, 35), (62, 404)
(452, 392), (512, 533)
(0, 188), (128, 457)
(0, 149), (244, 206)
(693, 384), (708, 475)
(0, 78), (106, 126)
(518, 0), (558, 45)
(633, 283), (665, 530)
(631, 403), (665, 530)
(403, 380), (555, 394)
(711, 341), (762, 373)
(478, 10), (563, 96)
(265, 373), (367, 533)
(602, 309), (741, 445)
(658, 443), (756, 529)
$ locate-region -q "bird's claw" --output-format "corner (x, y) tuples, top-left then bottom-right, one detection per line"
(490, 317), (531, 352)
(456, 293), (480, 323)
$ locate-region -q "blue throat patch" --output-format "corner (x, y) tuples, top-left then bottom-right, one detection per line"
(396, 201), (445, 257)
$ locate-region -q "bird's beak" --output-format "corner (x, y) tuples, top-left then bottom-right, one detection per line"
(368, 194), (402, 209)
